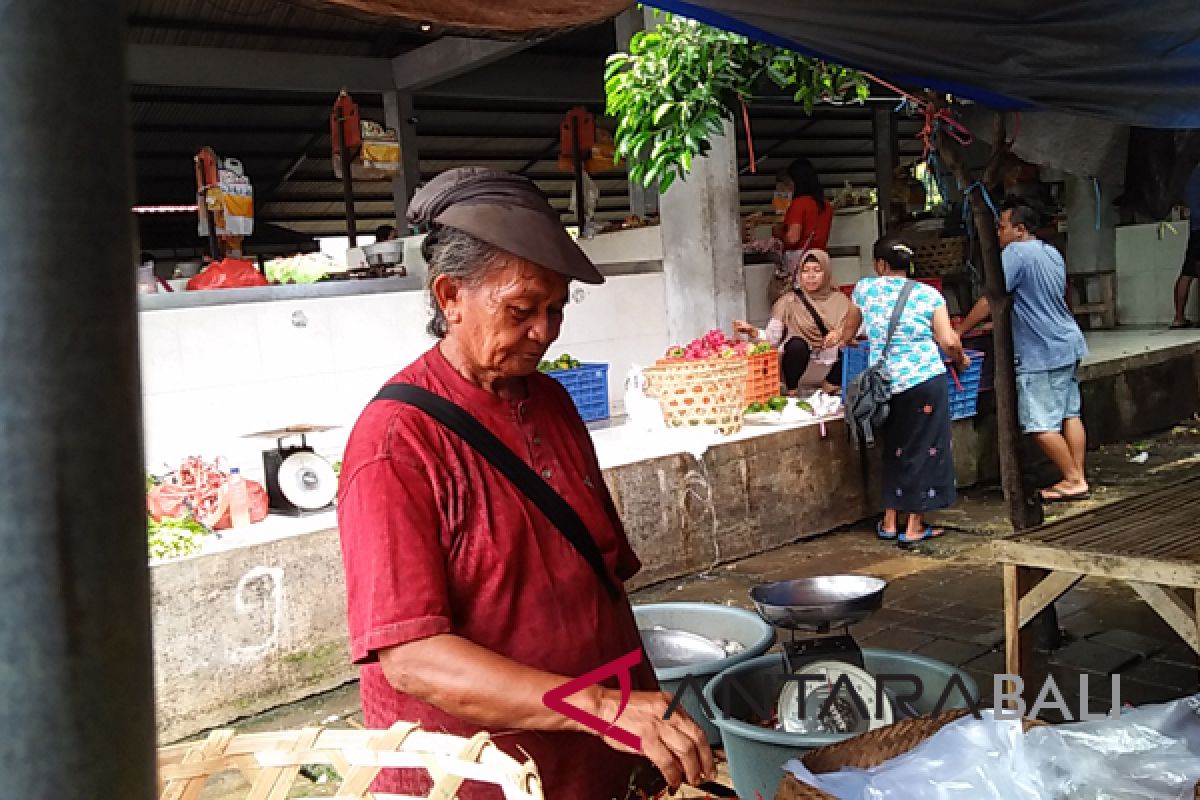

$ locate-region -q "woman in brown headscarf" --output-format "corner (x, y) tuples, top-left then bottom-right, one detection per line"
(735, 249), (850, 395)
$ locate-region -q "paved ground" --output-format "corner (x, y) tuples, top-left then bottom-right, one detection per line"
(188, 420), (1200, 797)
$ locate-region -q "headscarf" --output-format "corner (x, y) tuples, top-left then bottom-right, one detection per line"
(771, 249), (850, 345)
(407, 166), (603, 284)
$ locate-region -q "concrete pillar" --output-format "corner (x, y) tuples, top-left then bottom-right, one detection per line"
(1065, 174), (1117, 273)
(0, 2), (156, 799)
(660, 117), (747, 344)
(382, 90), (421, 231)
(613, 8), (659, 218)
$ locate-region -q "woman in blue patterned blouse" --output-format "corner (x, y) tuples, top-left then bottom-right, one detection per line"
(829, 237), (970, 545)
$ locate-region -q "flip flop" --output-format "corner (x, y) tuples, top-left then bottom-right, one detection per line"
(897, 526), (944, 547)
(876, 520), (898, 541)
(1038, 488), (1091, 504)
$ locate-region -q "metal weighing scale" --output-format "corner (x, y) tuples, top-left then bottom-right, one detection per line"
(750, 575), (902, 735)
(243, 425), (339, 516)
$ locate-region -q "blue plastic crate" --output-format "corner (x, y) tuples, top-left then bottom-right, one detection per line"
(840, 342), (985, 421)
(946, 350), (984, 421)
(544, 362), (610, 422)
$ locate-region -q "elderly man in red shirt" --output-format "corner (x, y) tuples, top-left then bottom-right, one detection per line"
(337, 167), (713, 800)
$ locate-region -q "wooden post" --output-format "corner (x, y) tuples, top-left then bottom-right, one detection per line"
(937, 110), (1044, 533)
(939, 109), (1059, 704)
(872, 106), (897, 235)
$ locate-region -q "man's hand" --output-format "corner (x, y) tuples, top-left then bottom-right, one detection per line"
(956, 351), (972, 372)
(593, 688), (714, 791)
(823, 330), (843, 350)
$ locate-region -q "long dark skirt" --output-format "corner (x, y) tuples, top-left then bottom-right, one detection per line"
(881, 373), (956, 513)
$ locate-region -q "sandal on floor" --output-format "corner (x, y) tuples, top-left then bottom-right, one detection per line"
(876, 520), (898, 541)
(1038, 487), (1091, 504)
(897, 526), (943, 547)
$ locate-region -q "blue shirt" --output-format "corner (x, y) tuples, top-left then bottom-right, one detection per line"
(852, 276), (946, 394)
(1002, 239), (1088, 374)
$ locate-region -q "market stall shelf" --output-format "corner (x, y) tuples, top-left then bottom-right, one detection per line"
(993, 475), (1200, 702)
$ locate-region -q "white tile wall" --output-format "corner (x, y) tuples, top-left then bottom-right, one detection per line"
(1115, 223), (1196, 326)
(139, 275), (671, 478)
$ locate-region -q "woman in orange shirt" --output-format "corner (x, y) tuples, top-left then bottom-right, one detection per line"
(775, 157), (834, 253)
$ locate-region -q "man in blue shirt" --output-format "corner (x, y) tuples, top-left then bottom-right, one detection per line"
(956, 198), (1090, 503)
(1171, 163), (1200, 328)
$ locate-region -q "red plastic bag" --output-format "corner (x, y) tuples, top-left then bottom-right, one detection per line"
(186, 258), (268, 291)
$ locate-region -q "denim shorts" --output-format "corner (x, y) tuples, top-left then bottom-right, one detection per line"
(1016, 364), (1082, 434)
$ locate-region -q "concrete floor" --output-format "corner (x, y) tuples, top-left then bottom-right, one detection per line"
(184, 417), (1200, 798)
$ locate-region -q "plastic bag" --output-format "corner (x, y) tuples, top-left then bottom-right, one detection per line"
(622, 365), (666, 433)
(187, 258), (269, 291)
(784, 696), (1200, 800)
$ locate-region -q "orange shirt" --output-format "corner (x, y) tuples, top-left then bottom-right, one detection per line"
(783, 195), (834, 251)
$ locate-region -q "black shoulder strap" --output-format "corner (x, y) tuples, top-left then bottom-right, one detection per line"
(795, 290), (830, 337)
(373, 382), (619, 599)
(880, 279), (918, 362)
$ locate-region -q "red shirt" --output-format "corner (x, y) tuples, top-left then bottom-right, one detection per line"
(337, 345), (657, 799)
(783, 195), (834, 251)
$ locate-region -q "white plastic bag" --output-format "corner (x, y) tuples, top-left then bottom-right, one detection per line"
(784, 697), (1200, 800)
(623, 365), (666, 433)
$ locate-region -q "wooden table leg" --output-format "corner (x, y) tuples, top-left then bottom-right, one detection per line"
(1002, 564), (1029, 709)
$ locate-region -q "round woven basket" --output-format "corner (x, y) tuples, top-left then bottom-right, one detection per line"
(642, 357), (747, 435)
(774, 709), (1045, 800)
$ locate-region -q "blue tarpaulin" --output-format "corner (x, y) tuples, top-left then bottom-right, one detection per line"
(645, 0), (1200, 129)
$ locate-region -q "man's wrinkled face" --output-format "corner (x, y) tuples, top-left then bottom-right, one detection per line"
(441, 255), (570, 378)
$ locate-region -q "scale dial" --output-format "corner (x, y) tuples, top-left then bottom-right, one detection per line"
(777, 659), (893, 734)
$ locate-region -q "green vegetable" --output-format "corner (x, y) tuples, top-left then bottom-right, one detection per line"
(747, 402), (766, 413)
(147, 514), (210, 561)
(767, 396), (788, 412)
(749, 342), (774, 356)
(540, 354), (582, 372)
(796, 400), (814, 413)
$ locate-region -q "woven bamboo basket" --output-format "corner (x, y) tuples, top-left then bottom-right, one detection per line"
(911, 236), (968, 278)
(642, 357), (748, 435)
(157, 723), (543, 800)
(774, 709), (1042, 800)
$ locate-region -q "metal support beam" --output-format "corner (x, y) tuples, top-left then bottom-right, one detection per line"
(127, 43), (393, 92)
(391, 36), (530, 92)
(872, 106), (898, 234)
(613, 8), (658, 218)
(420, 53), (606, 103)
(0, 2), (155, 799)
(383, 91), (422, 226)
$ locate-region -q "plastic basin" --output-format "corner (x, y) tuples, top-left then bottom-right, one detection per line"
(633, 603), (776, 745)
(704, 650), (979, 800)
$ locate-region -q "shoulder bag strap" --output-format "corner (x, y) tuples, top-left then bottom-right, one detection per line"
(794, 290), (830, 338)
(879, 279), (917, 363)
(372, 383), (619, 600)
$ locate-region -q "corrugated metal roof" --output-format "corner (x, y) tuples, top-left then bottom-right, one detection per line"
(126, 5), (920, 241)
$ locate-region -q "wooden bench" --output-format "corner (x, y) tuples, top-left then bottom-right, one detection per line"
(993, 475), (1200, 699)
(157, 723), (543, 800)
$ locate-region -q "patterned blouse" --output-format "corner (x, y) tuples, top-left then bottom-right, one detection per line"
(851, 276), (946, 394)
